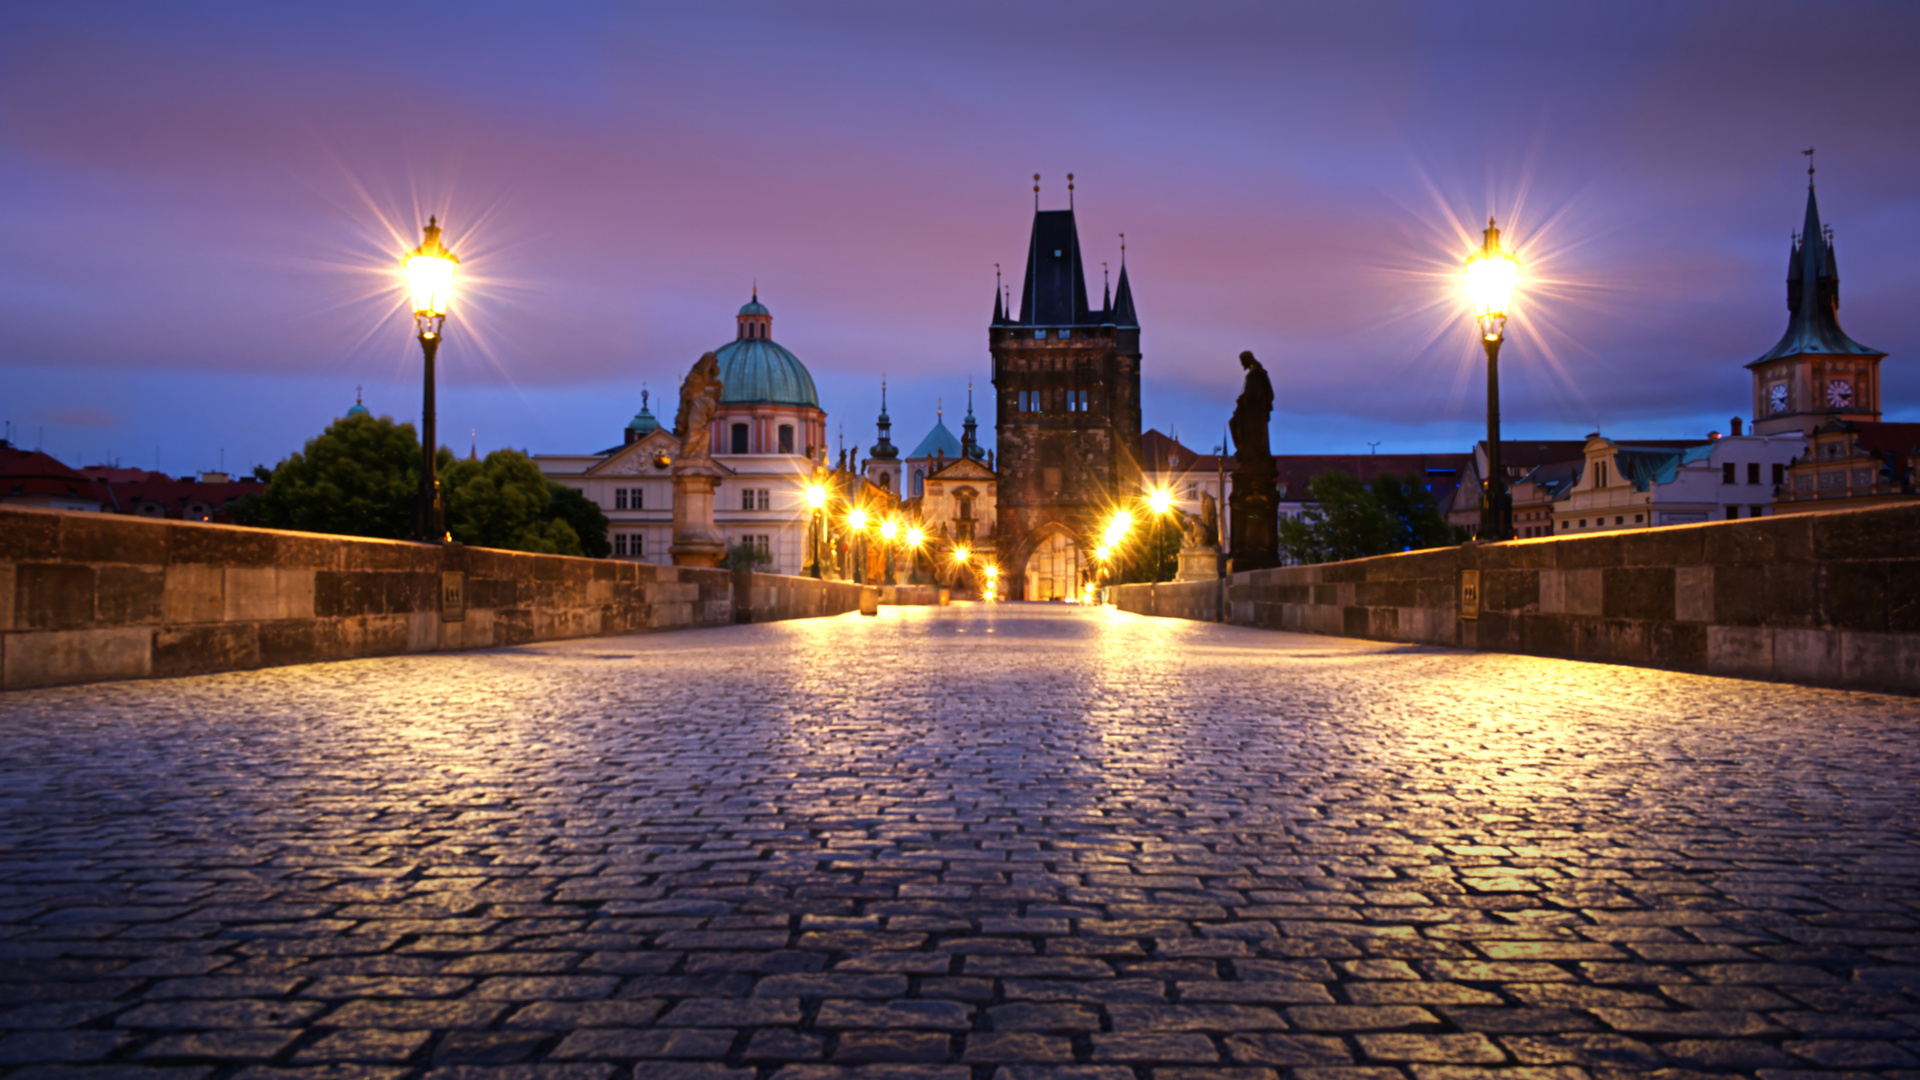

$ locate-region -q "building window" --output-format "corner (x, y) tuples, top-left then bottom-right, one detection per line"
(1726, 507), (1739, 519)
(1751, 506), (1765, 517)
(758, 489), (770, 510)
(615, 488), (629, 510)
(778, 424), (794, 454)
(614, 533), (629, 556)
(1634, 514), (1643, 523)
(1594, 462), (1608, 488)
(913, 469), (925, 497)
(741, 488), (755, 511)
(1035, 329), (1046, 339)
(1615, 516), (1623, 525)
(1772, 463), (1786, 485)
(958, 495), (973, 520)
(731, 424), (750, 454)
(1722, 462), (1736, 484)
(1578, 519), (1587, 527)
(1747, 462), (1761, 484)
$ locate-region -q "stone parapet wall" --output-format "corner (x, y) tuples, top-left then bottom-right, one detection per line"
(1115, 501), (1920, 694)
(1110, 580), (1220, 623)
(0, 508), (857, 690)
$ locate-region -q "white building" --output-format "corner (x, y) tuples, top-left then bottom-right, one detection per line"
(536, 294), (827, 574)
(1553, 431), (1806, 534)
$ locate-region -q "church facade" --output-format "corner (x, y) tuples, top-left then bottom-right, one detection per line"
(536, 294), (825, 575)
(988, 195), (1143, 600)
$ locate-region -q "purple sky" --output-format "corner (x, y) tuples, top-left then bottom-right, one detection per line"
(5, 1), (1919, 475)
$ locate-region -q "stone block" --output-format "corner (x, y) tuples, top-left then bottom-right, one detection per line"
(1536, 570), (1565, 615)
(1647, 619), (1707, 671)
(1562, 569), (1603, 617)
(342, 538), (437, 572)
(1820, 561), (1888, 632)
(3, 626), (151, 689)
(17, 563), (94, 630)
(223, 567), (279, 622)
(96, 565), (165, 625)
(1710, 564), (1769, 627)
(1892, 561), (1920, 634)
(61, 513), (167, 565)
(359, 615), (411, 655)
(1810, 502), (1920, 562)
(168, 523), (275, 567)
(163, 564), (224, 624)
(1482, 569), (1537, 614)
(1705, 513), (1812, 566)
(1706, 626), (1772, 680)
(1555, 534), (1622, 570)
(0, 563), (12, 632)
(273, 532), (346, 570)
(276, 568), (316, 620)
(1617, 525), (1703, 567)
(153, 623), (258, 678)
(1674, 566), (1712, 623)
(1773, 628), (1841, 685)
(0, 509), (62, 560)
(386, 572), (437, 615)
(315, 571), (384, 618)
(1840, 631), (1920, 694)
(407, 612), (439, 652)
(1602, 567), (1674, 622)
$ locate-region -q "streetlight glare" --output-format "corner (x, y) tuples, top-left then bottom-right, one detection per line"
(880, 518), (898, 541)
(953, 545), (970, 564)
(805, 483), (827, 510)
(1103, 511), (1133, 548)
(905, 526), (925, 548)
(1148, 486), (1173, 515)
(848, 508), (868, 531)
(1465, 217), (1520, 331)
(405, 216), (458, 322)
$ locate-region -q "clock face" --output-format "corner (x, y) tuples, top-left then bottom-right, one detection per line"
(1768, 383), (1789, 413)
(1826, 379), (1854, 409)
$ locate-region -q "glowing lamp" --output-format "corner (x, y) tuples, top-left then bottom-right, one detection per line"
(1465, 217), (1519, 339)
(405, 216), (459, 323)
(1148, 486), (1173, 515)
(905, 525), (925, 548)
(805, 483), (828, 510)
(880, 518), (898, 542)
(848, 508), (868, 532)
(953, 546), (970, 565)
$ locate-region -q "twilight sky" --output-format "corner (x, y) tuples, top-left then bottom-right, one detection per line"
(4, 0), (1919, 475)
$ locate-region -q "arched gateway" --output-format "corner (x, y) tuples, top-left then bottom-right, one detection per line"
(1022, 525), (1087, 601)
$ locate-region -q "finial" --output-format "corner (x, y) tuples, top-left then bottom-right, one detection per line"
(1103, 261), (1109, 290)
(752, 279), (757, 301)
(938, 396), (943, 422)
(1067, 172), (1074, 209)
(1119, 233), (1126, 265)
(1033, 173), (1040, 210)
(355, 384), (363, 405)
(967, 376), (974, 411)
(881, 374), (888, 410)
(641, 387), (649, 410)
(995, 262), (1001, 290)
(1803, 146), (1816, 187)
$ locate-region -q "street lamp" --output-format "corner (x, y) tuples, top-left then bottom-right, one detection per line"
(405, 216), (458, 543)
(904, 524), (925, 585)
(1466, 216), (1520, 542)
(805, 481), (828, 578)
(1146, 485), (1174, 584)
(847, 507), (868, 584)
(880, 516), (899, 586)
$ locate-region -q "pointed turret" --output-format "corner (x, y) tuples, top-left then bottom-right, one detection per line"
(1018, 209), (1091, 325)
(1753, 176), (1880, 364)
(992, 284), (1005, 326)
(1112, 263), (1137, 327)
(869, 379), (898, 461)
(961, 379), (984, 461)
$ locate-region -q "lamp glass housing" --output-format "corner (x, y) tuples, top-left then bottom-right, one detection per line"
(406, 218), (459, 319)
(1465, 218), (1519, 337)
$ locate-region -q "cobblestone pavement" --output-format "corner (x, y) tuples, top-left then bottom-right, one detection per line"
(4, 604), (1920, 1080)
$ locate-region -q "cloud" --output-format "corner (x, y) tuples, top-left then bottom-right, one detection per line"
(35, 406), (118, 428)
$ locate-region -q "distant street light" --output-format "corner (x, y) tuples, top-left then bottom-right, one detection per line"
(1466, 217), (1520, 542)
(880, 516), (899, 586)
(405, 216), (458, 543)
(805, 481), (828, 578)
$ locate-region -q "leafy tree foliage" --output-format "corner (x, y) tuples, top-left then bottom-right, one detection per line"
(722, 539), (773, 572)
(237, 414), (421, 539)
(545, 482), (611, 558)
(442, 449), (584, 557)
(1277, 470), (1465, 565)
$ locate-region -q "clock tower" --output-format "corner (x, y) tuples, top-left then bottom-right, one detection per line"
(1748, 162), (1886, 436)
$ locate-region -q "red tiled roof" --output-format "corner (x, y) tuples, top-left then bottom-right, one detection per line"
(0, 446), (114, 505)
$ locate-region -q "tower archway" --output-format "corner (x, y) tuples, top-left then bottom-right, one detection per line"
(1022, 523), (1086, 602)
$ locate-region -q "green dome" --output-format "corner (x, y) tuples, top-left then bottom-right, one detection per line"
(627, 407), (657, 435)
(738, 298), (771, 317)
(713, 338), (819, 408)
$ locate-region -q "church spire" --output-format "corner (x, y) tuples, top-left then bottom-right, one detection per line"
(992, 263), (1005, 325)
(1754, 154), (1878, 366)
(961, 378), (983, 460)
(869, 377), (898, 461)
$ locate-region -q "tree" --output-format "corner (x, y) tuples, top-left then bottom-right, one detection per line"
(722, 539), (772, 572)
(1278, 470), (1465, 565)
(239, 414), (421, 538)
(442, 449), (585, 557)
(545, 482), (611, 559)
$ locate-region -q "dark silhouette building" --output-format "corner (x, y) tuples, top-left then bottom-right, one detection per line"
(989, 191), (1143, 600)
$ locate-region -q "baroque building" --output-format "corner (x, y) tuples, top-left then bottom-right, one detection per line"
(537, 293), (825, 574)
(989, 191), (1142, 600)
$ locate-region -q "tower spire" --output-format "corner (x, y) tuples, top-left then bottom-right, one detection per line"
(1804, 146), (1815, 188)
(961, 377), (982, 460)
(869, 375), (898, 461)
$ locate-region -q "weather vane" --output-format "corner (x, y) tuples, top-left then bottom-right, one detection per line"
(1804, 146), (1816, 186)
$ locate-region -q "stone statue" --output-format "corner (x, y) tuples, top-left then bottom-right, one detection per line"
(1175, 492), (1223, 582)
(1228, 351), (1279, 573)
(669, 353), (728, 567)
(674, 353), (723, 465)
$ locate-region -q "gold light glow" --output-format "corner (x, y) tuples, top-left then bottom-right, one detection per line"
(984, 565), (998, 580)
(1148, 486), (1173, 516)
(1465, 217), (1520, 335)
(805, 482), (828, 510)
(1103, 511), (1133, 549)
(847, 508), (869, 533)
(905, 525), (925, 548)
(953, 546), (970, 565)
(880, 518), (899, 542)
(405, 216), (458, 319)
(1094, 544), (1112, 563)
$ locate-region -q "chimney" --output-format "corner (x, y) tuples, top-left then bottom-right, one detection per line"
(1707, 431), (1722, 442)
(1730, 417), (1744, 437)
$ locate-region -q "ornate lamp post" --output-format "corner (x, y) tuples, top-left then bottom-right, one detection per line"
(805, 480), (828, 578)
(1147, 485), (1174, 583)
(1465, 217), (1520, 543)
(405, 217), (458, 543)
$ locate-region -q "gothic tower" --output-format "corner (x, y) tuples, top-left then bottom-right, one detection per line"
(1749, 162), (1886, 436)
(990, 182), (1142, 600)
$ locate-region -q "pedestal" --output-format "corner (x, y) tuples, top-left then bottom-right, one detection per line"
(1176, 547), (1219, 582)
(669, 467), (727, 568)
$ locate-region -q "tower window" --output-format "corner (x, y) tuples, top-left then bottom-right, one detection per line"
(732, 423), (749, 454)
(779, 424), (794, 454)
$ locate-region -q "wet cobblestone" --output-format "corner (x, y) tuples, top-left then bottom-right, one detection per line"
(3, 603), (1920, 1079)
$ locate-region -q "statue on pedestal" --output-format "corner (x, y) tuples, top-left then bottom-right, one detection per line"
(669, 353), (729, 568)
(1175, 492), (1222, 581)
(1228, 350), (1279, 573)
